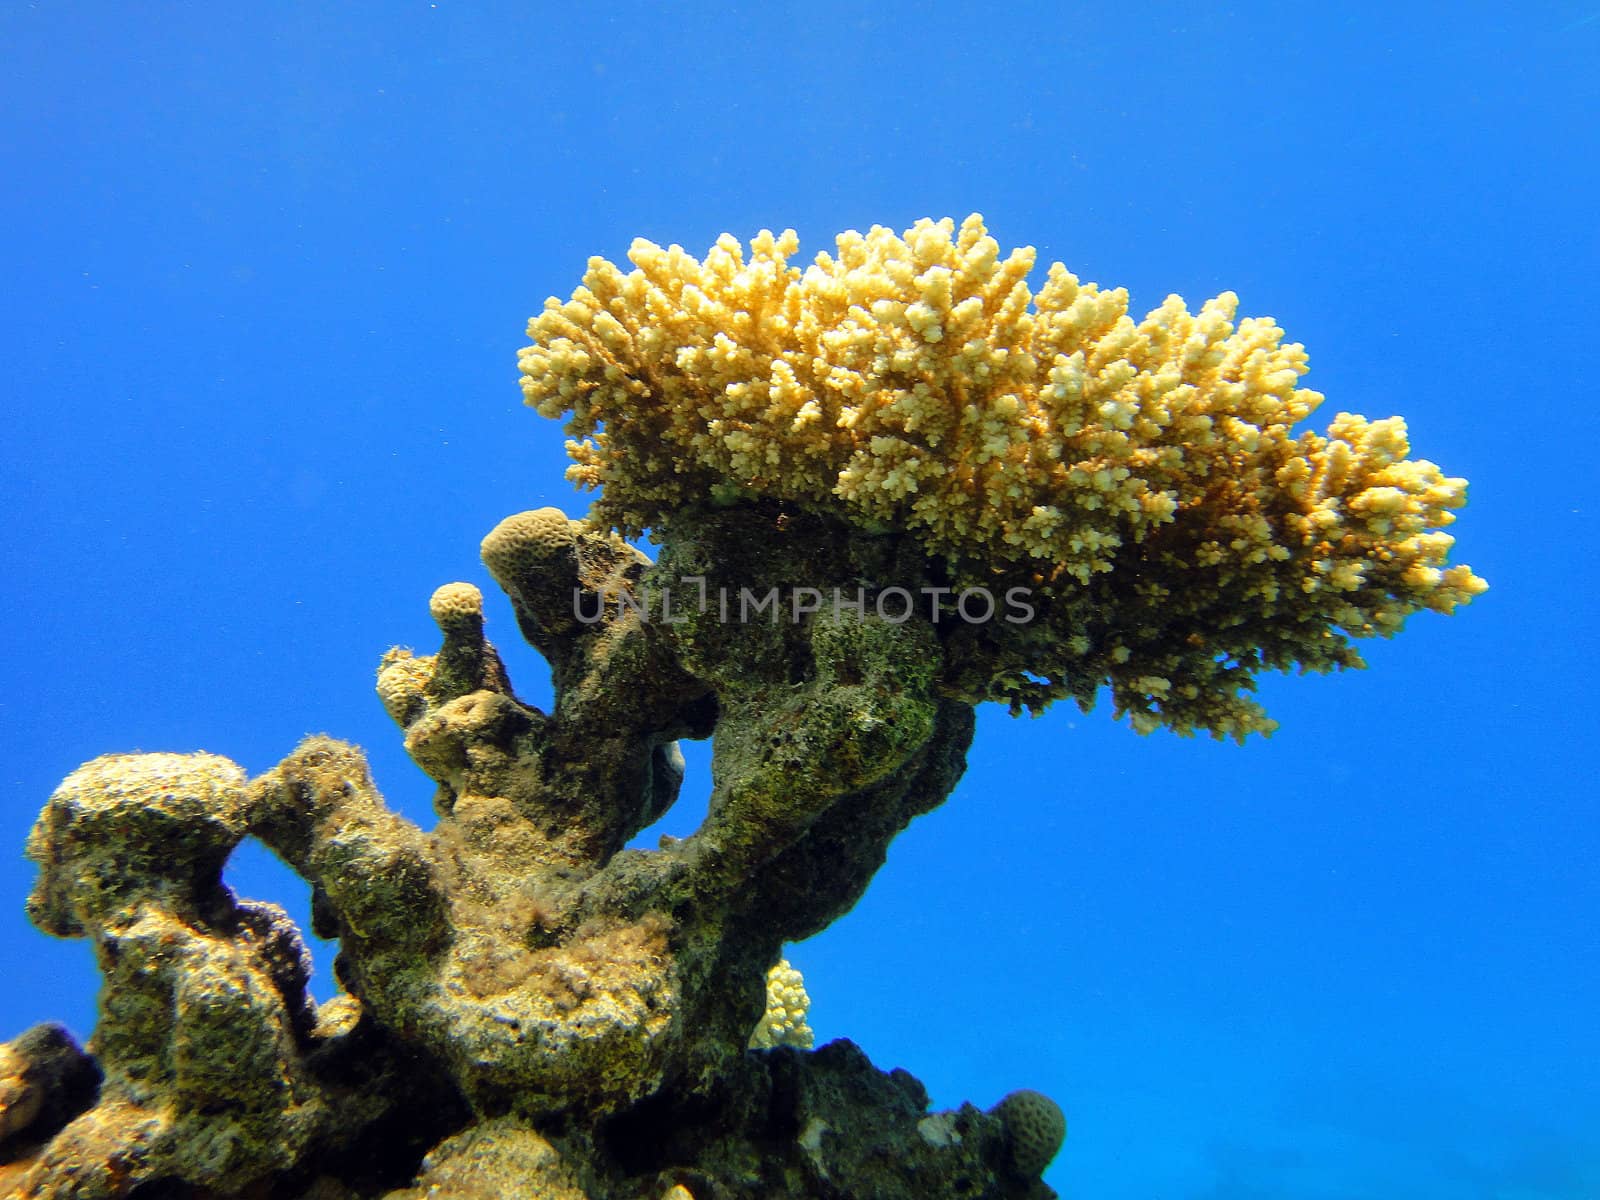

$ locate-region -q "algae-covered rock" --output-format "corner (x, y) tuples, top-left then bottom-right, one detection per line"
(9, 502), (1056, 1198)
(0, 1023), (99, 1146)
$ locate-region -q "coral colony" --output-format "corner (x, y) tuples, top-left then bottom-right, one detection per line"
(1, 217), (1482, 1198)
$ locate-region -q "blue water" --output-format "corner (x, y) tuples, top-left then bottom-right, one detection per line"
(4, 5), (1596, 1196)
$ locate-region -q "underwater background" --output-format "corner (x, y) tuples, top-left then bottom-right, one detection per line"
(2, 3), (1595, 1196)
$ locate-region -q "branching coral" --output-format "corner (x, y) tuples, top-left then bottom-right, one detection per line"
(521, 214), (1485, 736)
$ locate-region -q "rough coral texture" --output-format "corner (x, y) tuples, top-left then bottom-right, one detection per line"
(10, 217), (1482, 1197)
(0, 1025), (99, 1148)
(10, 501), (1052, 1199)
(521, 214), (1485, 736)
(989, 1090), (1067, 1177)
(13, 754), (465, 1198)
(748, 960), (814, 1051)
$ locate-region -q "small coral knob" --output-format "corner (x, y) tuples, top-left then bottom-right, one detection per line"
(989, 1087), (1066, 1176)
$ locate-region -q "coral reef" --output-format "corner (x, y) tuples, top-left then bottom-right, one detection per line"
(7, 217), (1482, 1198)
(522, 214), (1484, 735)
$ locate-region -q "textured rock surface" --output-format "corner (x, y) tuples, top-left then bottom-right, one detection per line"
(0, 1025), (100, 1147)
(7, 504), (1059, 1198)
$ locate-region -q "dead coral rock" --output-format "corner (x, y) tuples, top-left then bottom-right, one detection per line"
(25, 752), (250, 937)
(16, 753), (335, 1196)
(0, 1023), (100, 1147)
(770, 1041), (1048, 1200)
(13, 504), (1029, 1198)
(428, 910), (683, 1121)
(382, 1117), (589, 1200)
(595, 1039), (1054, 1200)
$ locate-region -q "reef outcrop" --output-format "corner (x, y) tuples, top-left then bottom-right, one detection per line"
(7, 216), (1482, 1198)
(5, 504), (1052, 1199)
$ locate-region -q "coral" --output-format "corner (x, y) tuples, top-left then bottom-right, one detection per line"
(521, 214), (1485, 736)
(595, 1039), (1050, 1200)
(749, 959), (814, 1051)
(16, 756), (333, 1194)
(7, 501), (1016, 1198)
(380, 1119), (589, 1200)
(989, 1089), (1067, 1177)
(7, 217), (1484, 1198)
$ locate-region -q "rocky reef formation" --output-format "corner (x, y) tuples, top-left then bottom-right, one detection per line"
(6, 215), (1483, 1197)
(3, 503), (1061, 1199)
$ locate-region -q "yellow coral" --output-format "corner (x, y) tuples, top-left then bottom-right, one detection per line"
(748, 957), (814, 1051)
(522, 216), (1485, 738)
(481, 507), (577, 585)
(376, 646), (434, 727)
(429, 582), (485, 628)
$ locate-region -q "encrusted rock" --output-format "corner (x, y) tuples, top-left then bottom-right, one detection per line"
(0, 1023), (99, 1145)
